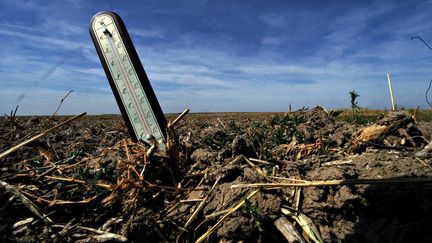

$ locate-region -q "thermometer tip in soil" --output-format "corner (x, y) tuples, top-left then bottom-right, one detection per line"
(89, 11), (167, 148)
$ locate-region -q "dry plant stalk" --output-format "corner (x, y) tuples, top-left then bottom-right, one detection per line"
(49, 90), (74, 119)
(416, 157), (430, 167)
(278, 139), (322, 159)
(227, 155), (245, 165)
(351, 124), (388, 144)
(168, 108), (190, 127)
(4, 105), (23, 129)
(274, 216), (306, 243)
(196, 189), (260, 243)
(348, 110), (417, 152)
(0, 112), (87, 160)
(321, 155), (358, 166)
(281, 207), (323, 243)
(244, 157), (267, 177)
(176, 177), (221, 242)
(204, 208), (231, 220)
(44, 175), (113, 190)
(183, 177), (221, 229)
(21, 190), (97, 206)
(387, 73), (396, 111)
(42, 175), (205, 192)
(248, 157), (272, 165)
(0, 180), (52, 223)
(51, 224), (127, 242)
(180, 198), (204, 203)
(231, 177), (432, 189)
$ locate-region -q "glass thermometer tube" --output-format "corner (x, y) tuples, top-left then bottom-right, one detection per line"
(89, 12), (167, 147)
(103, 26), (152, 135)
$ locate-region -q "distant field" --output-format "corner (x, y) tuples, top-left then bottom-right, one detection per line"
(334, 108), (432, 122)
(168, 108), (432, 123)
(6, 108), (432, 123)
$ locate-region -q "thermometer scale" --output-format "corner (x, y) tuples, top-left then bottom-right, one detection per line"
(89, 11), (167, 148)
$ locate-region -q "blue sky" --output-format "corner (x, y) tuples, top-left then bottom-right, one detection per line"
(1, 0), (432, 115)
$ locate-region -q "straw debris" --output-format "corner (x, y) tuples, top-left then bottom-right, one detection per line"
(1, 108), (432, 242)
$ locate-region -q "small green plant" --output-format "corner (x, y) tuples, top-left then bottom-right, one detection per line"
(67, 150), (81, 162)
(249, 120), (272, 159)
(271, 126), (285, 145)
(270, 113), (306, 142)
(76, 167), (90, 180)
(199, 128), (230, 150)
(347, 90), (368, 124)
(249, 113), (308, 160)
(243, 199), (264, 234)
(349, 90), (360, 116)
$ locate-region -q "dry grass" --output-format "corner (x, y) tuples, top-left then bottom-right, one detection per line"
(334, 108), (432, 122)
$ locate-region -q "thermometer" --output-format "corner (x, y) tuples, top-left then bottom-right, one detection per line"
(89, 11), (167, 148)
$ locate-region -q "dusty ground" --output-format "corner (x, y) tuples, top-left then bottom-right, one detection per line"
(1, 108), (432, 242)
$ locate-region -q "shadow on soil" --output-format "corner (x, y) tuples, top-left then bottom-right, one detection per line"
(342, 179), (432, 243)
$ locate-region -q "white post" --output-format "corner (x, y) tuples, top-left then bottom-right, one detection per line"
(387, 73), (395, 111)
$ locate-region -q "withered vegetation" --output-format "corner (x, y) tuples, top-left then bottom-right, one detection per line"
(1, 107), (432, 242)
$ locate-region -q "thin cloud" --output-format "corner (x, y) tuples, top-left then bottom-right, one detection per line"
(2, 0), (432, 114)
(130, 28), (166, 39)
(259, 13), (286, 27)
(0, 29), (85, 51)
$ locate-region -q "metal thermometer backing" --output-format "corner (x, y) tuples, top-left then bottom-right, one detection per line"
(89, 12), (167, 146)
